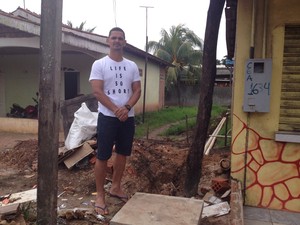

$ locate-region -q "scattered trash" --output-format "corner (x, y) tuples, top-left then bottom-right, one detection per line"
(1, 197), (21, 205)
(59, 204), (67, 209)
(58, 191), (66, 198)
(203, 192), (222, 205)
(95, 213), (106, 221)
(0, 195), (11, 202)
(202, 201), (230, 218)
(57, 208), (94, 221)
(64, 103), (98, 150)
(221, 189), (231, 199)
(1, 199), (10, 205)
(104, 182), (112, 192)
(219, 158), (231, 171)
(24, 174), (35, 178)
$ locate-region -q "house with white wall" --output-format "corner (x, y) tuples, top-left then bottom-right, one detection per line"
(0, 7), (171, 133)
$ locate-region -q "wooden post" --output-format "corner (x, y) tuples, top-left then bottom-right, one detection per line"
(37, 0), (62, 224)
(185, 115), (189, 144)
(225, 111), (229, 146)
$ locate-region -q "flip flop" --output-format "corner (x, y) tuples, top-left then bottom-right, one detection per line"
(94, 205), (109, 215)
(109, 193), (128, 202)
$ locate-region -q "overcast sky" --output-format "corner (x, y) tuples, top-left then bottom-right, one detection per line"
(0, 0), (227, 59)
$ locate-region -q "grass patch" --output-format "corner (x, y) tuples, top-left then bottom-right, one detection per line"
(135, 105), (227, 138)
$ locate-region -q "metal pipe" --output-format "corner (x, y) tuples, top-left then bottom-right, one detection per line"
(262, 0), (269, 58)
(140, 6), (153, 123)
(250, 0), (257, 59)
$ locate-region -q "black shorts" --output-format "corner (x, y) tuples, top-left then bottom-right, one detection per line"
(96, 113), (135, 160)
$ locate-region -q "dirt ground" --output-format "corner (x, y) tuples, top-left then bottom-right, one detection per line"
(0, 131), (231, 225)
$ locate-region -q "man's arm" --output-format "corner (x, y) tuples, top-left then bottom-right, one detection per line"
(114, 80), (141, 121)
(126, 80), (142, 109)
(90, 79), (118, 114)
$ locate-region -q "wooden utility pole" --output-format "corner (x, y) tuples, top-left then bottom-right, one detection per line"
(37, 0), (62, 224)
(184, 0), (225, 196)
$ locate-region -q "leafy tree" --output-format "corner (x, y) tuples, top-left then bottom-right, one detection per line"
(148, 24), (203, 106)
(66, 21), (96, 33)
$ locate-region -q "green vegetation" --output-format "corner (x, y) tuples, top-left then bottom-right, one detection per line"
(148, 24), (203, 106)
(135, 105), (227, 138)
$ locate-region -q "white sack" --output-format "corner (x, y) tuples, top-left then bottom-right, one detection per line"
(65, 102), (98, 150)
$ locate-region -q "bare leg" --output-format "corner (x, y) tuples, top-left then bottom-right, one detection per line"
(95, 158), (109, 214)
(110, 153), (127, 199)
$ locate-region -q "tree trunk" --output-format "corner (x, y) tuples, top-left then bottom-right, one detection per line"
(184, 0), (225, 197)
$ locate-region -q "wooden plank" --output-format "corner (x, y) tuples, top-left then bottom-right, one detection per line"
(1, 189), (37, 206)
(0, 204), (20, 218)
(64, 142), (94, 169)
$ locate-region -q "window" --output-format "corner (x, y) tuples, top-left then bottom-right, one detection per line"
(275, 25), (300, 143)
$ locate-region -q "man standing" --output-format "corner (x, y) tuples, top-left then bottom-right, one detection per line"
(89, 27), (141, 215)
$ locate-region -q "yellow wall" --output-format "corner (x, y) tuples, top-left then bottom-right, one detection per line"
(125, 53), (162, 114)
(231, 0), (300, 212)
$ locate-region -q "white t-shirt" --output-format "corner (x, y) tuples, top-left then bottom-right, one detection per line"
(89, 56), (140, 117)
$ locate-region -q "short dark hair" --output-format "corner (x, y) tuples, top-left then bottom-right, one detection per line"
(109, 27), (125, 39)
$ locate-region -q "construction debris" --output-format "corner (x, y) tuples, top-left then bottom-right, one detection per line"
(63, 142), (94, 169)
(0, 204), (20, 220)
(0, 122), (232, 224)
(0, 189), (36, 207)
(202, 201), (230, 218)
(204, 116), (227, 155)
(203, 192), (222, 205)
(211, 177), (231, 195)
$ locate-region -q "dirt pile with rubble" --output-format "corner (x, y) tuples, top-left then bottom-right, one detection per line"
(0, 134), (231, 225)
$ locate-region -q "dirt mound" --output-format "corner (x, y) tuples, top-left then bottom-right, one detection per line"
(0, 139), (38, 170)
(123, 139), (189, 196)
(0, 136), (231, 224)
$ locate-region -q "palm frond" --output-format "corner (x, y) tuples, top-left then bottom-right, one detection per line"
(149, 24), (204, 87)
